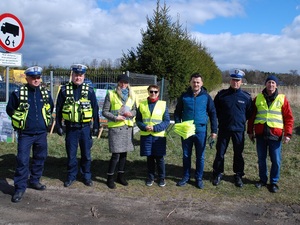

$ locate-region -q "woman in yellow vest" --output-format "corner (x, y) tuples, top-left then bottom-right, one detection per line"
(136, 85), (170, 187)
(102, 74), (136, 189)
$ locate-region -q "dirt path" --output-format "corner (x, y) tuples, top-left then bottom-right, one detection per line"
(0, 178), (299, 225)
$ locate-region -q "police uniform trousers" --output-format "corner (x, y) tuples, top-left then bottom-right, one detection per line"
(14, 132), (48, 192)
(213, 131), (245, 177)
(65, 125), (93, 181)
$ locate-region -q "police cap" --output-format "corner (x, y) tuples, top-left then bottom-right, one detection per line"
(25, 66), (43, 76)
(71, 64), (87, 74)
(230, 69), (245, 80)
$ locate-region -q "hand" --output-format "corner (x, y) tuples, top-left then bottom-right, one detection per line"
(57, 127), (64, 136)
(92, 128), (99, 137)
(123, 111), (132, 117)
(283, 136), (290, 144)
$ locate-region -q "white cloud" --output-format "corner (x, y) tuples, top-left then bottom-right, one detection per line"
(0, 0), (299, 73)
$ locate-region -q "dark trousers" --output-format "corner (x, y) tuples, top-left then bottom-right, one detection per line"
(213, 131), (245, 177)
(147, 155), (165, 180)
(65, 125), (93, 181)
(107, 152), (127, 175)
(14, 132), (48, 192)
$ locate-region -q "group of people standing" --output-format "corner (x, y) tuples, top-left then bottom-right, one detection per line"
(6, 65), (294, 203)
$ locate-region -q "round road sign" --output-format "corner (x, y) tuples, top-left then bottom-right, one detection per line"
(0, 13), (25, 52)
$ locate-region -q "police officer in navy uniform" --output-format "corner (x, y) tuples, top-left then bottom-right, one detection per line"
(212, 69), (252, 187)
(55, 64), (99, 187)
(6, 66), (54, 203)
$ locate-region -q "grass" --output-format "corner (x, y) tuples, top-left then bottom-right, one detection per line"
(1, 103), (300, 206)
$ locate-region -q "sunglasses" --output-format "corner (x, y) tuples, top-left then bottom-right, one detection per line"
(149, 90), (158, 94)
(30, 76), (41, 80)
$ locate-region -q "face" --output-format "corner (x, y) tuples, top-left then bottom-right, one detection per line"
(72, 72), (85, 85)
(118, 81), (129, 89)
(265, 80), (277, 94)
(230, 78), (242, 90)
(190, 77), (203, 92)
(148, 87), (159, 99)
(26, 75), (42, 87)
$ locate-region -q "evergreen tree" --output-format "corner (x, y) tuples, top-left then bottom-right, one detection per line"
(121, 0), (222, 99)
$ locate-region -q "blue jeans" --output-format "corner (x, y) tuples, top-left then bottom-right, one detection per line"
(147, 155), (165, 180)
(181, 132), (206, 181)
(256, 136), (282, 184)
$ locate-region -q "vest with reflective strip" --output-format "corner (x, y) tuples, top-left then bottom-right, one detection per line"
(11, 86), (51, 129)
(107, 90), (135, 128)
(62, 83), (93, 123)
(254, 93), (284, 129)
(139, 100), (166, 137)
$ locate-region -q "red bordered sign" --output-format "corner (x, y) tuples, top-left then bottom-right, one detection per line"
(0, 13), (25, 52)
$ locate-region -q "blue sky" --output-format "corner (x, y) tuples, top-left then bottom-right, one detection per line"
(0, 0), (299, 73)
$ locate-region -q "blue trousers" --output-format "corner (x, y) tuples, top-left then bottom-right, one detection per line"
(181, 132), (206, 181)
(256, 136), (282, 184)
(14, 132), (48, 192)
(65, 125), (93, 181)
(213, 131), (245, 177)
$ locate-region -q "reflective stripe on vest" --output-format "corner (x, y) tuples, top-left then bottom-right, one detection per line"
(107, 90), (135, 128)
(139, 100), (166, 137)
(62, 83), (93, 123)
(254, 93), (284, 129)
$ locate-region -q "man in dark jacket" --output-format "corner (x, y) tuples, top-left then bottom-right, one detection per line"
(55, 64), (99, 188)
(212, 69), (252, 187)
(174, 73), (217, 189)
(6, 66), (54, 203)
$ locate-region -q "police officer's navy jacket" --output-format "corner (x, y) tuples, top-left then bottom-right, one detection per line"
(6, 84), (54, 134)
(174, 86), (217, 134)
(55, 82), (99, 130)
(214, 87), (252, 132)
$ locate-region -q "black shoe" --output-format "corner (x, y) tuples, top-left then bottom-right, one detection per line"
(234, 175), (243, 188)
(28, 182), (46, 191)
(212, 174), (222, 186)
(11, 191), (24, 203)
(255, 180), (267, 188)
(84, 179), (93, 186)
(64, 180), (75, 187)
(269, 183), (279, 193)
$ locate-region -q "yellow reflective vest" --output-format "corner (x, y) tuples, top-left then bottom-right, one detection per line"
(12, 86), (51, 129)
(62, 83), (93, 123)
(139, 100), (166, 137)
(254, 93), (284, 129)
(107, 90), (135, 128)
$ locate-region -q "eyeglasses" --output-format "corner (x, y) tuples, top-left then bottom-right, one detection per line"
(149, 90), (158, 94)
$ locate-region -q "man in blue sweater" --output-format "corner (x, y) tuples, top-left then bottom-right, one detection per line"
(174, 73), (217, 189)
(212, 69), (252, 187)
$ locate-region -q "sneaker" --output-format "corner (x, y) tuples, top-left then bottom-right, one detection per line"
(269, 183), (279, 193)
(158, 179), (166, 187)
(196, 180), (204, 189)
(212, 174), (222, 186)
(146, 179), (154, 187)
(234, 175), (243, 188)
(176, 177), (190, 187)
(255, 180), (267, 189)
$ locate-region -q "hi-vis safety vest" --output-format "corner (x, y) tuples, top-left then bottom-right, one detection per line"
(139, 100), (166, 137)
(107, 90), (135, 128)
(11, 86), (52, 129)
(62, 83), (93, 123)
(254, 93), (285, 129)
